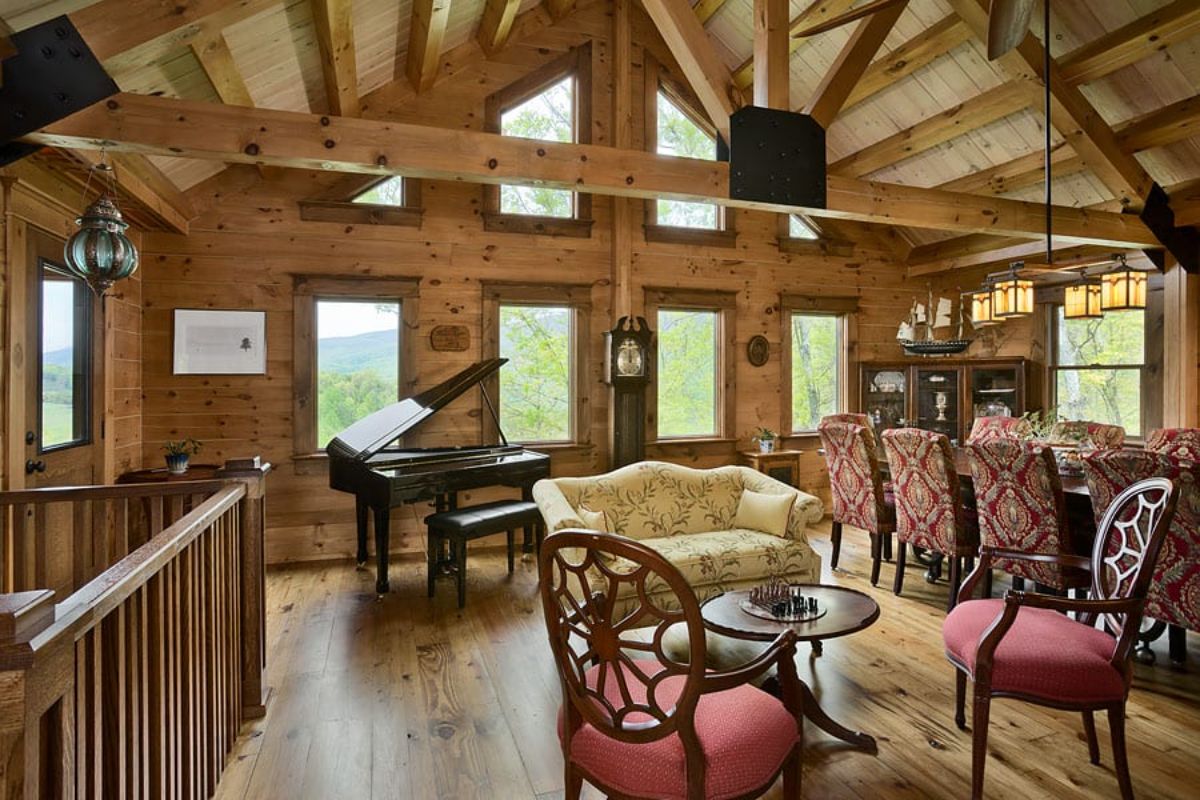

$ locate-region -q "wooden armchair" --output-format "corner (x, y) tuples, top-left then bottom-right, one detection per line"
(943, 478), (1179, 799)
(539, 530), (804, 800)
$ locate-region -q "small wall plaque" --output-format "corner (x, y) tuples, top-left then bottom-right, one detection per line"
(430, 325), (470, 351)
(747, 335), (770, 367)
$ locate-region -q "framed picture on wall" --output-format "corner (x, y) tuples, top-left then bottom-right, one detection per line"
(173, 309), (267, 375)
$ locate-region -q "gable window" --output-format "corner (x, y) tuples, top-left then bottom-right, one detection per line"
(299, 175), (422, 227)
(1052, 307), (1145, 436)
(483, 45), (593, 237)
(483, 283), (592, 446)
(788, 216), (819, 240)
(39, 261), (91, 450)
(646, 288), (736, 441)
(293, 277), (419, 455)
(352, 176), (405, 206)
(655, 91), (720, 230)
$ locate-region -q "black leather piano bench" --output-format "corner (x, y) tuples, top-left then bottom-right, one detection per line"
(425, 500), (545, 608)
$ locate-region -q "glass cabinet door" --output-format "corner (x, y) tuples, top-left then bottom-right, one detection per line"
(969, 365), (1021, 432)
(861, 367), (908, 432)
(913, 368), (960, 443)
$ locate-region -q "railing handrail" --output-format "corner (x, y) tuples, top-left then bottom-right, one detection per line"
(0, 478), (232, 506)
(10, 483), (246, 662)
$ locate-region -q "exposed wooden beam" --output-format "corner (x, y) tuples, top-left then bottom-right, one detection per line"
(61, 149), (193, 234)
(1058, 0), (1200, 85)
(545, 0), (575, 21)
(949, 0), (1155, 211)
(311, 0), (360, 116)
(791, 0), (906, 39)
(693, 0), (730, 26)
(406, 0), (452, 93)
(190, 31), (255, 108)
(907, 236), (1106, 277)
(752, 0), (790, 109)
(802, 0), (907, 127)
(732, 0), (859, 90)
(841, 15), (971, 110)
(830, 80), (1034, 177)
(641, 0), (737, 142)
(935, 143), (1083, 196)
(1116, 94), (1200, 153)
(477, 0), (522, 55)
(29, 93), (1159, 248)
(1169, 179), (1200, 227)
(68, 0), (277, 63)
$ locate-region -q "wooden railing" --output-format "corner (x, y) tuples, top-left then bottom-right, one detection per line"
(0, 459), (270, 799)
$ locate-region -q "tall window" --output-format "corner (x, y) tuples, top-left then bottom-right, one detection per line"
(315, 300), (401, 447)
(657, 309), (718, 437)
(39, 262), (90, 450)
(790, 313), (841, 431)
(500, 77), (576, 218)
(499, 305), (573, 442)
(655, 91), (720, 229)
(1053, 307), (1145, 435)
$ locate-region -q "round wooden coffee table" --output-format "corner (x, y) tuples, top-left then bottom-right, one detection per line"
(701, 584), (880, 753)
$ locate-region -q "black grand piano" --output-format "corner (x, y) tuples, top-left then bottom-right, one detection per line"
(328, 358), (551, 593)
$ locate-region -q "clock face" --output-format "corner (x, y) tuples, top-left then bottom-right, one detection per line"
(616, 337), (645, 376)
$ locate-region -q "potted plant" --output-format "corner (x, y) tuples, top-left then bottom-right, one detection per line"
(163, 438), (201, 474)
(753, 427), (778, 454)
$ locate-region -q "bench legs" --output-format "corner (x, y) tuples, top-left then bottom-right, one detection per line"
(427, 521), (543, 608)
(456, 538), (468, 609)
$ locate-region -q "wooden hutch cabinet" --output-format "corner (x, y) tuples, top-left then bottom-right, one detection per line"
(859, 358), (1033, 445)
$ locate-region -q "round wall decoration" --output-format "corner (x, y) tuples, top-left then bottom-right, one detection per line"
(747, 335), (770, 367)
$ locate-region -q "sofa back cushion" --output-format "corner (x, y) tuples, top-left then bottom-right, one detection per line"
(553, 461), (750, 540)
(732, 489), (793, 537)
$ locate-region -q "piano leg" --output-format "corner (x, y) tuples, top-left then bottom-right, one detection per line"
(355, 496), (369, 567)
(374, 505), (391, 594)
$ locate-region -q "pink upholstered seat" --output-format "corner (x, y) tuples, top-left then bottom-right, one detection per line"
(943, 599), (1125, 704)
(563, 660), (798, 800)
(967, 415), (1033, 444)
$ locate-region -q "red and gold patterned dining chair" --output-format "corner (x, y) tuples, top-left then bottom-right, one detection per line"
(943, 477), (1179, 800)
(1050, 420), (1127, 450)
(882, 428), (979, 610)
(1147, 428), (1200, 463)
(540, 530), (804, 800)
(818, 419), (895, 581)
(967, 439), (1091, 593)
(1085, 449), (1200, 667)
(967, 415), (1033, 444)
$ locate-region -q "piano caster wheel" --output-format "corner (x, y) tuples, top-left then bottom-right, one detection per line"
(376, 579), (390, 595)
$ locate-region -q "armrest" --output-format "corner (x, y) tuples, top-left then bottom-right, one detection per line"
(532, 479), (586, 531)
(701, 629), (798, 693)
(958, 545), (1090, 604)
(1007, 590), (1140, 617)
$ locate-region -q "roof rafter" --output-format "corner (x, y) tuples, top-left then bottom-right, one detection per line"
(693, 0), (730, 26)
(934, 142), (1082, 196)
(733, 0), (859, 89)
(28, 92), (1159, 248)
(477, 0), (523, 55)
(841, 14), (971, 110)
(406, 0), (452, 93)
(311, 0), (360, 116)
(1058, 0), (1200, 85)
(791, 0), (906, 39)
(61, 149), (193, 234)
(752, 0), (790, 109)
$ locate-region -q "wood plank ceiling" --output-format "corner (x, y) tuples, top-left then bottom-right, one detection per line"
(4, 0), (1200, 271)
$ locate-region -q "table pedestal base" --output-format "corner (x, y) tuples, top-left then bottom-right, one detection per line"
(762, 677), (877, 753)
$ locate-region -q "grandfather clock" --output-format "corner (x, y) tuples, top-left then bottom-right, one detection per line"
(605, 316), (652, 468)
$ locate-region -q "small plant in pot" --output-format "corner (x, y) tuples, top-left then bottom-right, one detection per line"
(753, 427), (778, 454)
(163, 438), (201, 475)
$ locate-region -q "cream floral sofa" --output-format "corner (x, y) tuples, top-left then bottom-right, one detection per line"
(533, 461), (823, 615)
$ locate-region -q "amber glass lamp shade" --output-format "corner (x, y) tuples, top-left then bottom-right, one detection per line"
(1063, 281), (1103, 319)
(970, 289), (996, 325)
(991, 273), (1034, 318)
(1100, 268), (1147, 311)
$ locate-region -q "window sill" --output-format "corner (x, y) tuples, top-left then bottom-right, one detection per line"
(482, 212), (594, 238)
(651, 436), (737, 446)
(293, 452), (328, 476)
(777, 236), (853, 257)
(299, 200), (423, 227)
(644, 224), (737, 248)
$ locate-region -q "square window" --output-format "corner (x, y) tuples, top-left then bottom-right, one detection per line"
(1053, 308), (1145, 436)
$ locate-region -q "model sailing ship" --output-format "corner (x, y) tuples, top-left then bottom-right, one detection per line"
(897, 286), (973, 356)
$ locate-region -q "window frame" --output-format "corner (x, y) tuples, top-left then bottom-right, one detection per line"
(780, 294), (857, 436)
(481, 282), (592, 447)
(292, 275), (420, 458)
(643, 57), (736, 248)
(36, 258), (93, 453)
(1048, 302), (1152, 439)
(645, 287), (737, 442)
(298, 174), (423, 228)
(776, 215), (853, 257)
(482, 44), (594, 238)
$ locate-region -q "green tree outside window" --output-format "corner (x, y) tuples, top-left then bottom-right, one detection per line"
(352, 176), (405, 206)
(791, 313), (839, 431)
(499, 305), (572, 442)
(315, 300), (401, 448)
(658, 309), (717, 436)
(1054, 307), (1144, 435)
(500, 78), (575, 217)
(656, 91), (719, 229)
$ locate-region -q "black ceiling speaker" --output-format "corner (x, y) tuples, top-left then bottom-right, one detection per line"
(728, 106), (825, 209)
(0, 15), (118, 166)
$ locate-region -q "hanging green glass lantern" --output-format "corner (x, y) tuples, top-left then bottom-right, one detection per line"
(64, 160), (139, 296)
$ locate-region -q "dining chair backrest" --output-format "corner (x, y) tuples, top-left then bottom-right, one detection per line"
(968, 415), (1033, 444)
(881, 428), (963, 554)
(1147, 428), (1200, 463)
(967, 439), (1073, 587)
(818, 419), (890, 534)
(1050, 420), (1126, 450)
(539, 530), (708, 745)
(1084, 449), (1200, 632)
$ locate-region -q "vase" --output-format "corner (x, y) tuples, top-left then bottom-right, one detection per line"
(165, 454), (190, 475)
(758, 439), (776, 454)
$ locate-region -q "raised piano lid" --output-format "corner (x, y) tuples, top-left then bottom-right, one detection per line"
(325, 358), (508, 462)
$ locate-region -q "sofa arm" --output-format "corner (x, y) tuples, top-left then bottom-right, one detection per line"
(738, 470), (824, 542)
(532, 479), (586, 532)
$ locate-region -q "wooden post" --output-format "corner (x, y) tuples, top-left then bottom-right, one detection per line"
(0, 590), (60, 800)
(1163, 260), (1199, 427)
(752, 0), (789, 109)
(215, 458), (271, 719)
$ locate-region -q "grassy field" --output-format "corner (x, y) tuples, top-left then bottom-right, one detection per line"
(42, 402), (75, 447)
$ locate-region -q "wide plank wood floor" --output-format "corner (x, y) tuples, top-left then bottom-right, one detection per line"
(214, 521), (1200, 799)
